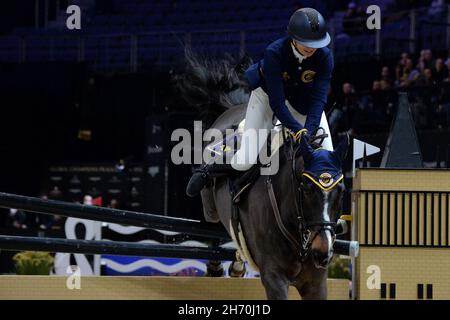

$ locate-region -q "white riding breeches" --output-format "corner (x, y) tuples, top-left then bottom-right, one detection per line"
(231, 87), (333, 171)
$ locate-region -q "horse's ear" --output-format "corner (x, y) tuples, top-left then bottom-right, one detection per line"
(333, 133), (350, 163)
(299, 134), (314, 163)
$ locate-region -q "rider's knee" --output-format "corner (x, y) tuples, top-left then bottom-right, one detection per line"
(231, 161), (253, 171)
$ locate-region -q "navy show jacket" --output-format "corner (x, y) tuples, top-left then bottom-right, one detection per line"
(245, 36), (334, 134)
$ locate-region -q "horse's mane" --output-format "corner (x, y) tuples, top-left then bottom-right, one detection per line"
(173, 50), (253, 126)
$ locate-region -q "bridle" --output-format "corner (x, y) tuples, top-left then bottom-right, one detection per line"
(290, 132), (338, 259)
(266, 128), (338, 261)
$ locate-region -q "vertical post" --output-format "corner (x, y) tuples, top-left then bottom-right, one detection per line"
(158, 33), (162, 65)
(446, 144), (450, 168)
(35, 0), (40, 29)
(130, 34), (138, 73)
(94, 221), (102, 276)
(44, 0), (49, 28)
(240, 31), (246, 58)
(436, 146), (441, 168)
(351, 193), (357, 300)
(329, 19), (336, 56)
(20, 37), (26, 63)
(164, 159), (169, 216)
(78, 36), (85, 62)
(49, 36), (54, 61)
(375, 28), (381, 56)
(447, 5), (450, 49)
(105, 36), (110, 71)
(410, 9), (416, 54)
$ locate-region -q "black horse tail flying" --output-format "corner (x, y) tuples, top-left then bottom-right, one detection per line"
(173, 48), (253, 123)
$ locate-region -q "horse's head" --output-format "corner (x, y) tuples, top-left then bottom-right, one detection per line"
(295, 134), (349, 269)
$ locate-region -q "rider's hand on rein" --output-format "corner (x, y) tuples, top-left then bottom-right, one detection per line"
(289, 128), (309, 143)
(289, 127), (329, 150)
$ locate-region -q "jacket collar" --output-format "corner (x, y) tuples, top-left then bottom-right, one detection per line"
(290, 42), (307, 64)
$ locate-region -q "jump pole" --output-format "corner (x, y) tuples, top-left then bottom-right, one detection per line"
(0, 192), (358, 257)
(0, 192), (230, 240)
(0, 235), (236, 261)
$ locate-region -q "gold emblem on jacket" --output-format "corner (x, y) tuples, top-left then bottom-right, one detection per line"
(301, 70), (316, 83)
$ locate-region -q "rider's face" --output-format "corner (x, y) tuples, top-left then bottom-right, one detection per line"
(293, 41), (317, 57)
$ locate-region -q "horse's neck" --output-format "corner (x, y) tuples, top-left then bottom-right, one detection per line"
(276, 153), (302, 232)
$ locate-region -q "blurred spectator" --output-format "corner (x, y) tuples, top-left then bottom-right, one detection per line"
(8, 208), (36, 229)
(108, 199), (120, 209)
(47, 187), (64, 229)
(370, 80), (384, 115)
(417, 68), (436, 86)
(380, 66), (393, 87)
(437, 65), (450, 128)
(36, 194), (55, 230)
(342, 2), (365, 36)
(435, 104), (448, 128)
(366, 80), (395, 129)
(428, 0), (446, 16)
(399, 52), (410, 67)
(329, 82), (362, 135)
(380, 79), (393, 91)
(395, 52), (409, 84)
(416, 68), (439, 127)
(417, 49), (433, 73)
(84, 195), (93, 206)
(445, 59), (450, 81)
(397, 58), (420, 87)
(432, 58), (448, 83)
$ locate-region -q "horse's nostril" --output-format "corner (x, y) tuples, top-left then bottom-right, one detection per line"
(312, 250), (331, 268)
(313, 250), (326, 260)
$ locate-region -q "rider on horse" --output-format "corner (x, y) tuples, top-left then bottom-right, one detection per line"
(187, 7), (334, 197)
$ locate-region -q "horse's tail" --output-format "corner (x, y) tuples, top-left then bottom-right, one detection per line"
(173, 49), (253, 124)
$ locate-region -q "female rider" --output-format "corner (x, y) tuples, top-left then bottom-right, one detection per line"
(187, 7), (334, 197)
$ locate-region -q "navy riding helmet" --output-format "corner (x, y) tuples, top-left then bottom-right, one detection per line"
(287, 8), (331, 49)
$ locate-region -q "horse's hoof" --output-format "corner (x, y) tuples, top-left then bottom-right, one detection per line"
(228, 261), (246, 278)
(205, 260), (224, 277)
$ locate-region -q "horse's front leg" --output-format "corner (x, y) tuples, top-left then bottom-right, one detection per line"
(200, 187), (220, 223)
(295, 268), (328, 300)
(260, 271), (290, 300)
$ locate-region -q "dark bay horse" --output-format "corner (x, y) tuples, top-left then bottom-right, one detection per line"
(176, 54), (348, 299)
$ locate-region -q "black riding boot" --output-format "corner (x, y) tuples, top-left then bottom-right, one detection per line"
(186, 163), (235, 197)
